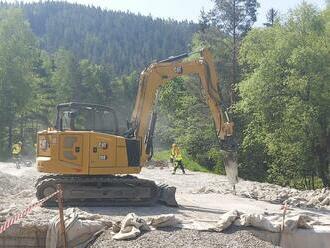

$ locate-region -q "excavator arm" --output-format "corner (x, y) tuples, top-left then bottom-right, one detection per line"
(130, 48), (236, 163)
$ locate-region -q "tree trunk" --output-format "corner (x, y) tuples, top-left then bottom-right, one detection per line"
(315, 129), (329, 188)
(8, 124), (12, 158)
(231, 0), (237, 105)
(20, 116), (24, 141)
(316, 162), (329, 188)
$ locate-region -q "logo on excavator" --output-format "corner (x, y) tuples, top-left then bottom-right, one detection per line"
(174, 66), (183, 74)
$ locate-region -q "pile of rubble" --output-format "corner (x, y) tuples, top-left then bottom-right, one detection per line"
(145, 160), (169, 169)
(0, 170), (39, 223)
(0, 171), (29, 196)
(195, 180), (330, 210)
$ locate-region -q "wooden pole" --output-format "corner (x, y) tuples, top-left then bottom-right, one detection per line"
(57, 184), (67, 248)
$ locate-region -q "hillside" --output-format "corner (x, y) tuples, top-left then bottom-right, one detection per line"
(0, 1), (197, 74)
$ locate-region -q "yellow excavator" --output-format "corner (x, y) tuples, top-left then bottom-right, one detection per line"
(35, 48), (236, 207)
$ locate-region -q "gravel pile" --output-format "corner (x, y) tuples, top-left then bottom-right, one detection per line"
(0, 167), (41, 223)
(0, 171), (32, 196)
(90, 226), (279, 248)
(196, 180), (330, 210)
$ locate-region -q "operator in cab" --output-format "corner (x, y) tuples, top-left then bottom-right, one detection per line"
(171, 143), (186, 175)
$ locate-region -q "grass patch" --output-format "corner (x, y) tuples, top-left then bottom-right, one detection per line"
(153, 149), (210, 173)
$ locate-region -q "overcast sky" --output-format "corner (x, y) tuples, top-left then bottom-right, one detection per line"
(3, 0), (327, 25)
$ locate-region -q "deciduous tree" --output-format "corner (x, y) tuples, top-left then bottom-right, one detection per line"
(0, 9), (37, 157)
(237, 3), (330, 188)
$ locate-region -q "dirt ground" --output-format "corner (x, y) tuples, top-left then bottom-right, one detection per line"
(0, 161), (330, 247)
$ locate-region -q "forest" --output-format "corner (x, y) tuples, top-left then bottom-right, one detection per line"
(0, 1), (329, 189)
(0, 1), (197, 74)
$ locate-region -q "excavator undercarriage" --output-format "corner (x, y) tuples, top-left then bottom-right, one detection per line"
(36, 174), (178, 207)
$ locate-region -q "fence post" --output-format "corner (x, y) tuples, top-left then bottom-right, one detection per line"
(57, 184), (67, 248)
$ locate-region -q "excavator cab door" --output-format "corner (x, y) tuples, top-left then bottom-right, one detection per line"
(59, 134), (83, 166)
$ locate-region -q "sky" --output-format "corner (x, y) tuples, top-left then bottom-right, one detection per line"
(3, 0), (327, 25)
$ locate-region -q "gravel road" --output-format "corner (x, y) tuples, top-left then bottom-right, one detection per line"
(1, 161), (329, 247)
(91, 226), (279, 248)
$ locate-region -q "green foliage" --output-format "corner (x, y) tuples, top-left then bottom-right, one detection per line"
(0, 7), (143, 159)
(207, 148), (225, 174)
(237, 3), (330, 188)
(199, 0), (259, 104)
(264, 8), (279, 27)
(0, 1), (197, 75)
(111, 71), (140, 124)
(153, 150), (210, 173)
(154, 0), (261, 175)
(155, 76), (225, 173)
(0, 8), (37, 158)
(206, 0), (259, 36)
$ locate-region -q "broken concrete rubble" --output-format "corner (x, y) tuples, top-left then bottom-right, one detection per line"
(147, 214), (178, 228)
(237, 213), (281, 232)
(194, 180), (330, 210)
(1, 162), (330, 248)
(145, 160), (169, 169)
(112, 213), (150, 240)
(209, 210), (239, 232)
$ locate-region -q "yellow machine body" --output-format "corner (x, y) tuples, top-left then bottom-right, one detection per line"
(37, 130), (141, 175)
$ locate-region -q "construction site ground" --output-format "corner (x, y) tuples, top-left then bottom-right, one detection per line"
(0, 161), (330, 247)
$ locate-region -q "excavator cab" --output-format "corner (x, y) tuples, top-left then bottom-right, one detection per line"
(55, 102), (119, 135)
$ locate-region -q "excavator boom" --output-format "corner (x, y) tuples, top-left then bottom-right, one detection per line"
(131, 48), (235, 163)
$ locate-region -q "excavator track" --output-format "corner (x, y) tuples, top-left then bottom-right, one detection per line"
(35, 175), (178, 207)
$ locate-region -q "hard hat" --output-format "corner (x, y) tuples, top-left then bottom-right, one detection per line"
(18, 141), (22, 145)
(172, 143), (177, 147)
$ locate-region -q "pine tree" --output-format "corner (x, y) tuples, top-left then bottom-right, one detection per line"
(202, 0), (259, 104)
(263, 8), (278, 27)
